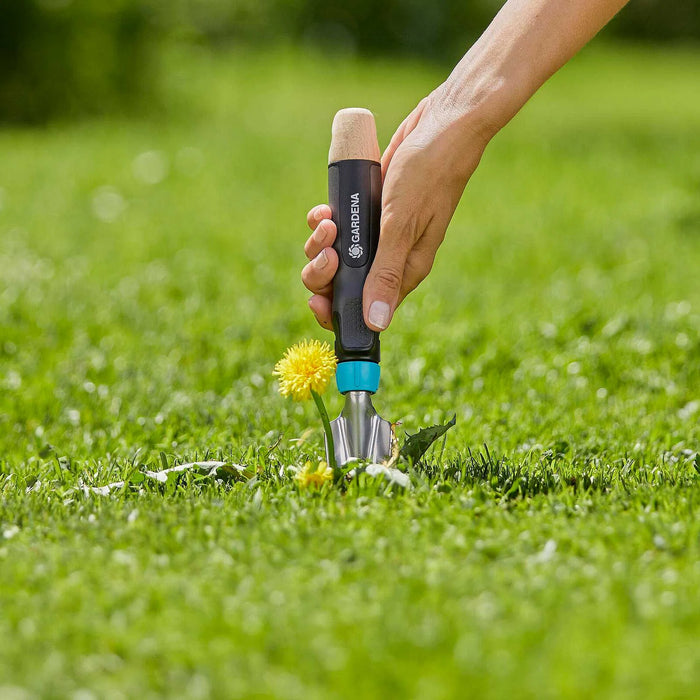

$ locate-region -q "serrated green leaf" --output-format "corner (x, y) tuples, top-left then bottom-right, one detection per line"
(399, 415), (456, 464)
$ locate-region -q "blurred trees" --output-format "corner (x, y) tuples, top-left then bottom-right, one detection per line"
(1, 0), (698, 124)
(0, 0), (153, 123)
(159, 0), (700, 52)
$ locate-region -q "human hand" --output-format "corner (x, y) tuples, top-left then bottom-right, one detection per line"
(302, 88), (491, 332)
(303, 0), (631, 332)
(302, 0), (632, 332)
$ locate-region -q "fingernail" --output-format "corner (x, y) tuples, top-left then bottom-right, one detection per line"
(313, 249), (328, 269)
(314, 221), (329, 244)
(368, 301), (391, 330)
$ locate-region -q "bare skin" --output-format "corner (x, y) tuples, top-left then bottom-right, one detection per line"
(302, 0), (630, 332)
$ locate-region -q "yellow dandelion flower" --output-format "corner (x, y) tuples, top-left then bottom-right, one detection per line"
(295, 461), (333, 488)
(274, 339), (337, 401)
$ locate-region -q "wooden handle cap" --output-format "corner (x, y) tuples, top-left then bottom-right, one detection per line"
(329, 108), (381, 164)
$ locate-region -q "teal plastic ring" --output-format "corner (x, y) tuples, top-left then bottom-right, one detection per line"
(336, 361), (380, 394)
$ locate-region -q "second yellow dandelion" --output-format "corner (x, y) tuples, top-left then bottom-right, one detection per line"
(295, 461), (333, 488)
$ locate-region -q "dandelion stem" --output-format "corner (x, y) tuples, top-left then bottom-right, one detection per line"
(311, 389), (338, 476)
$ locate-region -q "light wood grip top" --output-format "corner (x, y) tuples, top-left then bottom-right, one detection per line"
(328, 108), (381, 164)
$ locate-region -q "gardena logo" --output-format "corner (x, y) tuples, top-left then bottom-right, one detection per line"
(348, 191), (362, 259)
(348, 243), (363, 259)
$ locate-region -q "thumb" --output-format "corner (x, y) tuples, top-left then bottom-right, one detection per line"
(363, 210), (410, 331)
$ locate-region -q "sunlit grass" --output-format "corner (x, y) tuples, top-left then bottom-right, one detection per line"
(0, 43), (699, 697)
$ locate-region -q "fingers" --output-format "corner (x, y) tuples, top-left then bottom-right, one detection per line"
(308, 294), (333, 330)
(306, 204), (332, 231)
(304, 219), (337, 261)
(305, 205), (336, 330)
(301, 246), (338, 297)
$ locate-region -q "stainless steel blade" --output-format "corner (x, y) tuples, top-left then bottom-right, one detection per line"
(327, 391), (392, 466)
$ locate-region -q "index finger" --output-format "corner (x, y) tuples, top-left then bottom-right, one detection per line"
(306, 204), (332, 231)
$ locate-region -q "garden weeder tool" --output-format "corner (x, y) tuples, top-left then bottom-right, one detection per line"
(326, 108), (392, 466)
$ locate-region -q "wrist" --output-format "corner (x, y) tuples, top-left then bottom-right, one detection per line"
(434, 12), (546, 143)
(433, 76), (506, 146)
(435, 43), (534, 146)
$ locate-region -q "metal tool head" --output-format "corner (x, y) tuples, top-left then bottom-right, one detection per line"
(327, 390), (392, 466)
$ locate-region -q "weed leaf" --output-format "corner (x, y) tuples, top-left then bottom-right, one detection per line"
(400, 415), (456, 464)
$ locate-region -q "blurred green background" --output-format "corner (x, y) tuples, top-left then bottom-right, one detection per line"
(1, 0), (699, 123)
(2, 2), (700, 698)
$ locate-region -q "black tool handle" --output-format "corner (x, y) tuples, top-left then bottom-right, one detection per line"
(328, 109), (382, 364)
(328, 159), (381, 363)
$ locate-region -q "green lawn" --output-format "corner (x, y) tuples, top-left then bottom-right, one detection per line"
(1, 43), (700, 698)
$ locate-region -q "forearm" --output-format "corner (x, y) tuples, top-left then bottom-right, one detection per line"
(442, 0), (630, 138)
